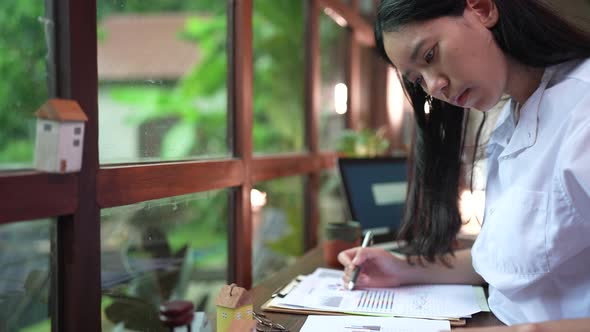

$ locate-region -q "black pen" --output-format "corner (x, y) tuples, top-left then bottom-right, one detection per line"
(347, 230), (373, 290)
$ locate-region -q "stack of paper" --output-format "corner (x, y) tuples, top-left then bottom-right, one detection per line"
(300, 315), (450, 332)
(266, 268), (488, 321)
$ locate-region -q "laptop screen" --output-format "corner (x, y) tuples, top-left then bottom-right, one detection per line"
(338, 157), (408, 234)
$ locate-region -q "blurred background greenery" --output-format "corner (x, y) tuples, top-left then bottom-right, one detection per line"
(0, 0), (346, 331)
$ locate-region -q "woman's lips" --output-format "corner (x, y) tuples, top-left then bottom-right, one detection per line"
(455, 89), (470, 107)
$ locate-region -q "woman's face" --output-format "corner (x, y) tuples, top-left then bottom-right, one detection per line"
(382, 4), (507, 111)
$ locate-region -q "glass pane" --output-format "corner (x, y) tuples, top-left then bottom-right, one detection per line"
(0, 2), (51, 169)
(97, 1), (228, 164)
(100, 190), (228, 331)
(253, 1), (305, 154)
(319, 169), (348, 243)
(252, 176), (304, 285)
(0, 219), (56, 331)
(319, 12), (347, 151)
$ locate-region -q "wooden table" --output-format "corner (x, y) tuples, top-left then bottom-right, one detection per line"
(250, 246), (504, 331)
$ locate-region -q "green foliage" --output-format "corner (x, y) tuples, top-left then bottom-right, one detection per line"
(338, 128), (391, 157)
(103, 1), (315, 261)
(0, 139), (34, 164)
(0, 2), (48, 161)
(252, 1), (305, 153)
(97, 0), (225, 18)
(259, 177), (305, 257)
(19, 319), (51, 332)
(161, 121), (196, 159)
(104, 1), (309, 157)
(107, 13), (228, 158)
(267, 203), (304, 257)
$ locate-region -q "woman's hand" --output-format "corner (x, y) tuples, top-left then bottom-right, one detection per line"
(337, 247), (412, 288)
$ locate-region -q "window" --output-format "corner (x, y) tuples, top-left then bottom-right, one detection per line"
(319, 11), (347, 151)
(252, 0), (305, 154)
(0, 219), (56, 331)
(319, 169), (347, 242)
(100, 191), (228, 330)
(0, 1), (49, 169)
(252, 176), (304, 285)
(97, 1), (228, 164)
(0, 1), (377, 330)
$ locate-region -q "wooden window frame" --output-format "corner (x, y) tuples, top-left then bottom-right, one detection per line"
(0, 0), (375, 330)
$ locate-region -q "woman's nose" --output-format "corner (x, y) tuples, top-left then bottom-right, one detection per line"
(424, 73), (449, 100)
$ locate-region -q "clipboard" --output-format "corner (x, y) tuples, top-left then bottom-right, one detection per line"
(260, 275), (468, 327)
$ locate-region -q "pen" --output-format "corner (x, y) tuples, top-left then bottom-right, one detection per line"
(347, 230), (373, 290)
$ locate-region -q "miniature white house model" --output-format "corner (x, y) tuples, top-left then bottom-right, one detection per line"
(34, 99), (88, 173)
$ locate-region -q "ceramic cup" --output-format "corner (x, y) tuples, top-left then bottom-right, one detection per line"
(322, 221), (361, 268)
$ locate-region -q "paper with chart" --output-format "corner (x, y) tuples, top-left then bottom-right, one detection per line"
(300, 315), (450, 332)
(277, 268), (484, 320)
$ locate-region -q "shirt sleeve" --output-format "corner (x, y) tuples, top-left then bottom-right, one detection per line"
(559, 92), (590, 218)
(553, 91), (590, 264)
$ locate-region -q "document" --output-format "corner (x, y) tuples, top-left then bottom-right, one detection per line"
(300, 315), (450, 332)
(276, 268), (486, 320)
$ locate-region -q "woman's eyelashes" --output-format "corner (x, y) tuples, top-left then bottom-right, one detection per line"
(424, 46), (435, 64)
(413, 46), (436, 87)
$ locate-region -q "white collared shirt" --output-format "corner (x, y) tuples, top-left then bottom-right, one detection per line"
(471, 58), (590, 325)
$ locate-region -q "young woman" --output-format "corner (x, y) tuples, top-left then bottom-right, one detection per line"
(338, 0), (590, 330)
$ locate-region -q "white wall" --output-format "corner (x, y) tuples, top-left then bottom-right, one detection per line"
(98, 87), (140, 164)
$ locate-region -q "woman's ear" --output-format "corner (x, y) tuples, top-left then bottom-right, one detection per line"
(465, 0), (499, 28)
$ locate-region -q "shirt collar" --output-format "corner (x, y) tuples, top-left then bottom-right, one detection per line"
(496, 66), (557, 159)
(487, 100), (516, 150)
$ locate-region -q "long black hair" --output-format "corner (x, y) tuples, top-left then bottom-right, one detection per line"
(375, 0), (590, 263)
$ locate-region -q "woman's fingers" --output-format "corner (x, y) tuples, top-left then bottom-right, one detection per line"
(354, 274), (370, 287)
(337, 250), (353, 266)
(338, 247), (363, 264)
(341, 247), (363, 285)
(342, 266), (369, 286)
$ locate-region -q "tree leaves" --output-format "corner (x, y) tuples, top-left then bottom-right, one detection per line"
(161, 121), (196, 159)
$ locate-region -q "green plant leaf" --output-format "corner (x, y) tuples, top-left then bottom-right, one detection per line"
(161, 121), (196, 159)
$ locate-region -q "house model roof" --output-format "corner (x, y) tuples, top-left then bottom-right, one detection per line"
(215, 283), (252, 309)
(35, 99), (88, 122)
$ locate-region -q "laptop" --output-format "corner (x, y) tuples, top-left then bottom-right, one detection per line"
(338, 157), (410, 251)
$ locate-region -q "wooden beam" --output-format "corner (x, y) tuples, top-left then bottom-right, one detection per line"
(305, 0), (321, 249)
(251, 153), (337, 183)
(229, 0), (254, 288)
(305, 0), (321, 156)
(0, 172), (78, 224)
(97, 159), (245, 208)
(320, 0), (375, 46)
(346, 29), (361, 130)
(56, 0), (101, 331)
